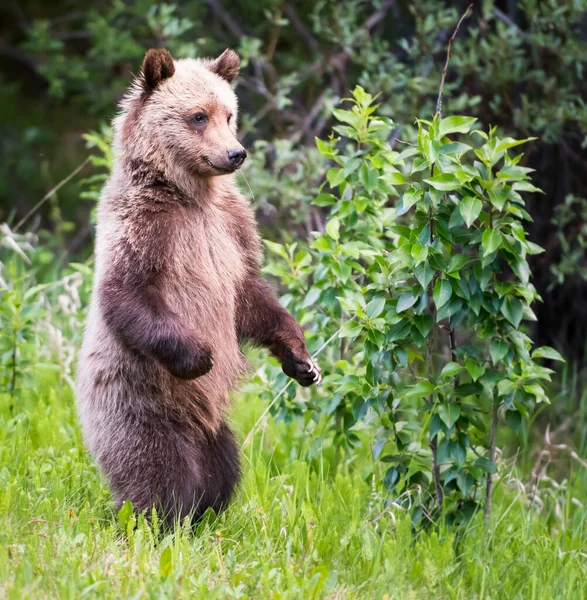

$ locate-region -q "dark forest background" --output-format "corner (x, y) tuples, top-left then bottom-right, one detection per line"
(1, 0), (586, 361)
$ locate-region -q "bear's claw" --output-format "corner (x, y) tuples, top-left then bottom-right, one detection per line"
(281, 347), (322, 387)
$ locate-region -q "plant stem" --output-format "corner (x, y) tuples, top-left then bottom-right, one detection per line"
(9, 329), (17, 414)
(449, 322), (457, 363)
(436, 4), (474, 119)
(426, 209), (443, 509)
(485, 401), (499, 522)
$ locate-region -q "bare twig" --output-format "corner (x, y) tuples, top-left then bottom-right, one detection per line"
(14, 157), (91, 232)
(392, 137), (416, 147)
(436, 4), (474, 119)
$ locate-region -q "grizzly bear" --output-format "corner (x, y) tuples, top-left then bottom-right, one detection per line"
(76, 48), (321, 524)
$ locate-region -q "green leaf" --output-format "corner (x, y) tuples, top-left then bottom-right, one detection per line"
(403, 380), (435, 399)
(313, 193), (337, 206)
(490, 340), (509, 363)
(339, 320), (362, 339)
(455, 382), (483, 397)
(401, 187), (424, 211)
(386, 170), (407, 185)
(440, 362), (463, 377)
(411, 243), (428, 264)
(327, 167), (346, 188)
(414, 263), (435, 289)
(433, 279), (452, 309)
(482, 229), (503, 256)
(438, 116), (477, 137)
(413, 314), (434, 337)
(366, 296), (386, 319)
(447, 254), (470, 274)
(360, 164), (379, 193)
(438, 403), (461, 428)
(424, 173), (461, 191)
(495, 136), (537, 152)
(116, 500), (134, 530)
(501, 296), (523, 328)
(459, 196), (483, 227)
(326, 217), (340, 241)
(263, 240), (288, 259)
(512, 181), (544, 193)
(160, 546), (173, 578)
(396, 291), (418, 313)
(465, 359), (486, 382)
(531, 346), (565, 362)
(505, 410), (522, 433)
(497, 379), (517, 397)
(429, 414), (442, 439)
(302, 287), (321, 308)
(474, 456), (497, 474)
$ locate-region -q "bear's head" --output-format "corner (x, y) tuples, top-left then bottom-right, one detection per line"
(117, 48), (246, 182)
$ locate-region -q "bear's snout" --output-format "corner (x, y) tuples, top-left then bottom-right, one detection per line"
(227, 148), (247, 169)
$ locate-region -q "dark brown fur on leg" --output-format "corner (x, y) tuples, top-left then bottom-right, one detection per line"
(102, 412), (239, 526)
(236, 276), (321, 386)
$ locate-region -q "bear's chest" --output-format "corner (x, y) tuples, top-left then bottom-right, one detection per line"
(166, 206), (245, 318)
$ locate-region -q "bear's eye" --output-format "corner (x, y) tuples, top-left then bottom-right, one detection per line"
(192, 113), (208, 124)
(227, 113), (233, 124)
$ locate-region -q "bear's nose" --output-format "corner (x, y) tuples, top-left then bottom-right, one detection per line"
(227, 149), (247, 168)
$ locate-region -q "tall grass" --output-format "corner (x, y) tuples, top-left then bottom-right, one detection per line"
(1, 232), (587, 599)
(1, 371), (587, 599)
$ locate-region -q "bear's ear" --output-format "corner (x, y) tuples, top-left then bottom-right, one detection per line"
(209, 49), (240, 83)
(142, 48), (175, 91)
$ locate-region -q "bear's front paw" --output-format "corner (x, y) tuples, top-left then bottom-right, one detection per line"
(163, 341), (214, 380)
(281, 346), (322, 387)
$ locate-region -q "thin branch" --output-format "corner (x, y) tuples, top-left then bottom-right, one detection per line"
(289, 89), (328, 144)
(242, 326), (341, 449)
(283, 4), (319, 54)
(204, 0), (245, 39)
(492, 7), (525, 37)
(14, 157), (91, 232)
(436, 3), (474, 119)
(364, 0), (395, 30)
(484, 401), (499, 521)
(296, 0), (395, 93)
(426, 214), (443, 509)
(448, 324), (457, 363)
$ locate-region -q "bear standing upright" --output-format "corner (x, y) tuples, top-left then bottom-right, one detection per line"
(76, 48), (321, 523)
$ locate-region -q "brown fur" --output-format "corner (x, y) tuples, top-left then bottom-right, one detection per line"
(208, 49), (240, 83)
(76, 49), (320, 524)
(142, 49), (175, 90)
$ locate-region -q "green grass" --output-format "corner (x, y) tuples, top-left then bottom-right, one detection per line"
(1, 375), (587, 599)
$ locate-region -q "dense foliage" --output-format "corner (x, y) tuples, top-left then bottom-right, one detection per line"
(1, 0), (587, 356)
(1, 2), (587, 596)
(264, 87), (566, 523)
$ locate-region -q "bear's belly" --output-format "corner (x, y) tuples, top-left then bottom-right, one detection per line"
(164, 209), (248, 417)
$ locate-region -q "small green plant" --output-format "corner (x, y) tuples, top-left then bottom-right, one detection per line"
(266, 86), (564, 525)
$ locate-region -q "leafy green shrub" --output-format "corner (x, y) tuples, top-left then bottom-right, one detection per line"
(0, 225), (90, 410)
(265, 86), (565, 525)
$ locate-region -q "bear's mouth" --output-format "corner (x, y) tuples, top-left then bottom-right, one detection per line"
(203, 156), (235, 174)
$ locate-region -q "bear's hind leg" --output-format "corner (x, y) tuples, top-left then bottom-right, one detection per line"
(193, 421), (241, 517)
(98, 418), (240, 525)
